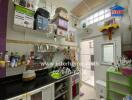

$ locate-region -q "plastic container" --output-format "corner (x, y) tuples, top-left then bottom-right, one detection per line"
(121, 67), (132, 76)
(34, 8), (49, 30)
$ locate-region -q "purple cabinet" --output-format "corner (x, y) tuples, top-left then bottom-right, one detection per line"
(0, 0), (9, 78)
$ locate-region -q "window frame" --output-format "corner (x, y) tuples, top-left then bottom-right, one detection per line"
(81, 7), (111, 26)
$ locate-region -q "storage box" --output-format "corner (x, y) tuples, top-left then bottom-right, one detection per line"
(14, 11), (25, 26)
(34, 15), (48, 30)
(56, 28), (67, 36)
(121, 67), (132, 76)
(14, 4), (35, 29)
(55, 7), (68, 20)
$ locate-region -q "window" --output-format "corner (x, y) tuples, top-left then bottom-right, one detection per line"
(102, 43), (115, 65)
(89, 20), (93, 24)
(89, 15), (94, 20)
(99, 15), (105, 21)
(94, 17), (99, 23)
(105, 8), (111, 13)
(99, 10), (104, 16)
(81, 7), (111, 26)
(94, 13), (99, 18)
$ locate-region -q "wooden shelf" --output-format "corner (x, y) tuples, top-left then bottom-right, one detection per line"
(7, 39), (77, 47)
(99, 24), (119, 32)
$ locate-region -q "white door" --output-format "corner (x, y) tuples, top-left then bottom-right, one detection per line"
(80, 40), (95, 86)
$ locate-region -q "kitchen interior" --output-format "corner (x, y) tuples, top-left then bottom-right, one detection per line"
(0, 0), (132, 100)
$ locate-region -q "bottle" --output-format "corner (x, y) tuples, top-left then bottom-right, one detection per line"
(21, 55), (26, 65)
(0, 52), (6, 68)
(10, 52), (16, 68)
(4, 51), (9, 63)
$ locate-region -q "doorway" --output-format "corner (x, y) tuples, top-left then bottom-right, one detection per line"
(80, 40), (95, 87)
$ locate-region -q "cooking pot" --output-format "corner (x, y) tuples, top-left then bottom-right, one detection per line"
(22, 70), (36, 81)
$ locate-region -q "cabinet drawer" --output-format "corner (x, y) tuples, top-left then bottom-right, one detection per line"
(108, 73), (129, 86)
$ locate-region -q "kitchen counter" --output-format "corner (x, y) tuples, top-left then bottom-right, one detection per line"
(0, 69), (74, 99)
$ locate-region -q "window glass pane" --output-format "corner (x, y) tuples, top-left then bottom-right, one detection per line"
(105, 8), (111, 13)
(105, 12), (111, 18)
(103, 44), (114, 63)
(99, 10), (104, 16)
(89, 19), (93, 24)
(94, 12), (98, 18)
(99, 15), (104, 21)
(89, 15), (93, 20)
(94, 17), (99, 23)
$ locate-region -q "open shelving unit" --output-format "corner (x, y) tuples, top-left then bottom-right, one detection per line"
(107, 67), (132, 100)
(7, 38), (77, 47)
(9, 1), (77, 48)
(55, 77), (70, 100)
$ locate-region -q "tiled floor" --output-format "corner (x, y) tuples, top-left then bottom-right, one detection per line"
(80, 84), (100, 100)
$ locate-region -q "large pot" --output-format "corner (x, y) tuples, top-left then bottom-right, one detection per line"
(22, 70), (36, 81)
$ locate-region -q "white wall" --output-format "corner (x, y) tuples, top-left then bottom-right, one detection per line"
(121, 0), (132, 51)
(81, 23), (122, 81)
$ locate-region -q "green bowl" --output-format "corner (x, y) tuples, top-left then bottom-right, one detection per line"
(50, 72), (62, 79)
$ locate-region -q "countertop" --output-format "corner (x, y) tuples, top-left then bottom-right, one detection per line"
(0, 69), (74, 100)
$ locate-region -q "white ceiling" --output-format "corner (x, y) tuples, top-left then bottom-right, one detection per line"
(39, 0), (83, 12)
(38, 0), (116, 17)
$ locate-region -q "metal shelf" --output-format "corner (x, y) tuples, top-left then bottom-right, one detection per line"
(55, 90), (68, 99)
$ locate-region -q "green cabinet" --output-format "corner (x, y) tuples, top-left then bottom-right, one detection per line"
(107, 67), (132, 100)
